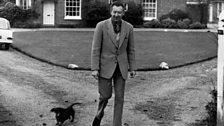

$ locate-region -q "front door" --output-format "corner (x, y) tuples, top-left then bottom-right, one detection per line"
(43, 1), (55, 25)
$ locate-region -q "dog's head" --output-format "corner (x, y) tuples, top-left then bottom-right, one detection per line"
(50, 108), (60, 113)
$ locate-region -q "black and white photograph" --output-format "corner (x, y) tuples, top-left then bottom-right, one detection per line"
(0, 0), (221, 126)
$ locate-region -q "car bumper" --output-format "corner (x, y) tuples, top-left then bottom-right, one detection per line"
(0, 39), (13, 44)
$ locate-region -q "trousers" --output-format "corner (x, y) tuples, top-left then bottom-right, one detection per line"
(95, 65), (125, 126)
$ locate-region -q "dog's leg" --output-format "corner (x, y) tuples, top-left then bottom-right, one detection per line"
(56, 122), (62, 126)
(70, 115), (74, 122)
(70, 113), (74, 122)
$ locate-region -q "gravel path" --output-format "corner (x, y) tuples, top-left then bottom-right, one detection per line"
(0, 49), (216, 126)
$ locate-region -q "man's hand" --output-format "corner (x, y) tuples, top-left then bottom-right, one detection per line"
(92, 70), (99, 80)
(130, 71), (136, 78)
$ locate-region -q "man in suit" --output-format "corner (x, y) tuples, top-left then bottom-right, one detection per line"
(91, 1), (136, 126)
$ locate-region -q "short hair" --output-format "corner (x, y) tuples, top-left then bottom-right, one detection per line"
(110, 1), (125, 9)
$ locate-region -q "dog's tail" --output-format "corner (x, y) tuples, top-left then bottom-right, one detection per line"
(69, 102), (82, 108)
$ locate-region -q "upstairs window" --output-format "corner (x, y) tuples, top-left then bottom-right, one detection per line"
(142, 0), (157, 20)
(64, 0), (81, 20)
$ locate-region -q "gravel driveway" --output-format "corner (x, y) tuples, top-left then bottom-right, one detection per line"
(0, 49), (216, 126)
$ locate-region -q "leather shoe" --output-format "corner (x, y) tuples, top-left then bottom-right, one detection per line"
(92, 117), (101, 126)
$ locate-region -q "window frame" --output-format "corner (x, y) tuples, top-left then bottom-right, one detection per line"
(142, 0), (157, 21)
(64, 0), (82, 20)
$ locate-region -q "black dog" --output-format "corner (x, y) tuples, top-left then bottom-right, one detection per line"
(51, 103), (81, 125)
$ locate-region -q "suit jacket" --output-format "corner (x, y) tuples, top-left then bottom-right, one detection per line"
(91, 18), (136, 80)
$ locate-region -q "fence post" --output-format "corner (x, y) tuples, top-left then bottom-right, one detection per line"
(217, 10), (224, 126)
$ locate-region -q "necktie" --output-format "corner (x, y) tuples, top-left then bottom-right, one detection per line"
(115, 24), (120, 34)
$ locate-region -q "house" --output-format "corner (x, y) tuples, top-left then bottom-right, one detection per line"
(15, 0), (210, 27)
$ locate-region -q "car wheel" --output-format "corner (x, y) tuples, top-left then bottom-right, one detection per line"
(5, 44), (10, 50)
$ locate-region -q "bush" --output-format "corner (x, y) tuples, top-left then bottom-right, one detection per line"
(189, 22), (207, 29)
(0, 6), (24, 25)
(177, 18), (191, 29)
(0, 5), (40, 27)
(204, 89), (216, 126)
(159, 9), (190, 22)
(23, 9), (40, 20)
(13, 20), (42, 28)
(161, 18), (177, 28)
(194, 89), (216, 126)
(83, 1), (110, 27)
(143, 19), (161, 28)
(123, 1), (143, 26)
(84, 1), (143, 27)
(183, 18), (191, 25)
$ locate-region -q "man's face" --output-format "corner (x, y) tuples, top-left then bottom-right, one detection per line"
(111, 5), (124, 22)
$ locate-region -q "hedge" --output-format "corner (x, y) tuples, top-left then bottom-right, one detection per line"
(0, 5), (40, 27)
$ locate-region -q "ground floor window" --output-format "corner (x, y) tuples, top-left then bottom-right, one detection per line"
(16, 0), (31, 9)
(64, 0), (81, 20)
(142, 0), (157, 21)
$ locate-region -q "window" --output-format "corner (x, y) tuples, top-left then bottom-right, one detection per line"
(16, 0), (31, 9)
(217, 2), (224, 18)
(64, 0), (81, 20)
(142, 0), (157, 21)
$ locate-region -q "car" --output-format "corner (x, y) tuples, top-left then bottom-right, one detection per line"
(0, 17), (13, 50)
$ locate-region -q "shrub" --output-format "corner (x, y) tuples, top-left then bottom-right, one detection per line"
(123, 1), (143, 26)
(83, 1), (110, 27)
(0, 5), (24, 25)
(23, 9), (40, 20)
(143, 19), (161, 28)
(204, 89), (216, 126)
(177, 20), (187, 29)
(13, 20), (42, 28)
(161, 18), (177, 28)
(0, 5), (40, 27)
(189, 22), (207, 29)
(84, 1), (143, 27)
(159, 9), (190, 22)
(183, 18), (191, 25)
(177, 18), (191, 29)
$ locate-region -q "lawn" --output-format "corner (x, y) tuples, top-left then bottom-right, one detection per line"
(13, 30), (217, 70)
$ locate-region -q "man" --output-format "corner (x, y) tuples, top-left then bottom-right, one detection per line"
(91, 1), (136, 126)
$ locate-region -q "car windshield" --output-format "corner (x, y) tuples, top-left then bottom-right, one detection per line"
(0, 19), (10, 29)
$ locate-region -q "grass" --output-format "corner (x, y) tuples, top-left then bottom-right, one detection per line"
(13, 30), (217, 70)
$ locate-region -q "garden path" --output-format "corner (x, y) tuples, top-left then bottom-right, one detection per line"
(0, 49), (216, 126)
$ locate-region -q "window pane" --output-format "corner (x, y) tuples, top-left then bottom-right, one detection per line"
(143, 0), (156, 18)
(65, 0), (81, 17)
